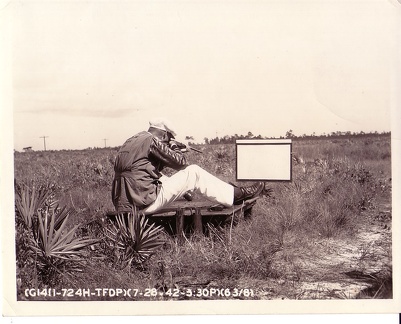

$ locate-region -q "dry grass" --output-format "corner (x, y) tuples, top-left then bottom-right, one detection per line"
(14, 134), (392, 300)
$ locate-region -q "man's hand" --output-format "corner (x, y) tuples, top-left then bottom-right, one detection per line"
(169, 140), (202, 154)
(169, 140), (188, 152)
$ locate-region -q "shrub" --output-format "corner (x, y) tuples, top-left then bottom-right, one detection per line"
(104, 210), (165, 268)
(15, 182), (99, 286)
(29, 206), (99, 285)
(15, 182), (55, 228)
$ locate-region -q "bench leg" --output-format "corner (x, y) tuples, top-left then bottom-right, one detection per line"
(194, 207), (203, 236)
(175, 208), (185, 244)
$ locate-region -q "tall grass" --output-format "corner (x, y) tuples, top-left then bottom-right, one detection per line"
(14, 135), (391, 299)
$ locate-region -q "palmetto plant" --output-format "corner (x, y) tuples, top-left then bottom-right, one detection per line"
(30, 207), (98, 274)
(15, 182), (56, 277)
(105, 211), (165, 267)
(15, 182), (98, 285)
(15, 183), (54, 228)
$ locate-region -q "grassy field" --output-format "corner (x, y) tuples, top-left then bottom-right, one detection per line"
(14, 134), (392, 301)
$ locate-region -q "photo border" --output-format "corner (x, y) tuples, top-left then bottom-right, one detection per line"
(2, 0), (400, 318)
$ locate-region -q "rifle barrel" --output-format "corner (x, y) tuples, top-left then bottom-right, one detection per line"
(189, 146), (202, 154)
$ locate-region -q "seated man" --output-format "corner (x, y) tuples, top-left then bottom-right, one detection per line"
(112, 118), (264, 214)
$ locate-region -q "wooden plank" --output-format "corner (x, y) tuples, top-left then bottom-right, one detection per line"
(151, 197), (258, 217)
(106, 197), (259, 219)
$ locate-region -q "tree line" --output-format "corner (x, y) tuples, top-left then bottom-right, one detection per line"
(199, 130), (390, 145)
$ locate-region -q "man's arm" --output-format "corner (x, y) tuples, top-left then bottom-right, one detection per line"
(149, 137), (188, 170)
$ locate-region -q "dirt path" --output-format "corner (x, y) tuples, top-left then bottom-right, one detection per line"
(242, 197), (392, 300)
(295, 205), (392, 300)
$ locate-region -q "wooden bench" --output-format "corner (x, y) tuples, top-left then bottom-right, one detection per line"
(106, 197), (259, 241)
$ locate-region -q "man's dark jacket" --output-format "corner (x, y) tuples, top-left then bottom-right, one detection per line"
(112, 131), (187, 212)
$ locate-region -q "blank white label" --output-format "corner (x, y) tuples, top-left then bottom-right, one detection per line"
(236, 139), (292, 181)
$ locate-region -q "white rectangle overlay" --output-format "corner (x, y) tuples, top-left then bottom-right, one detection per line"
(236, 139), (292, 181)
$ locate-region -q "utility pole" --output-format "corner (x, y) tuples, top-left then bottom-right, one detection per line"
(40, 136), (48, 151)
(103, 138), (108, 148)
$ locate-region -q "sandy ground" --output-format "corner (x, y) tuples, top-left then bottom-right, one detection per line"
(248, 197), (392, 300)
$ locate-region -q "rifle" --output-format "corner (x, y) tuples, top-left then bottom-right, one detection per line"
(169, 140), (203, 154)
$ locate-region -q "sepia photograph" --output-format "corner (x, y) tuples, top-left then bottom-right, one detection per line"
(1, 0), (400, 317)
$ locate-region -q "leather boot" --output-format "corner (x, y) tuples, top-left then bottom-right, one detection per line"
(233, 182), (264, 205)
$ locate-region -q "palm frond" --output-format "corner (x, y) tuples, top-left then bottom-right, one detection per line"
(105, 211), (164, 266)
(30, 208), (99, 272)
(15, 183), (54, 228)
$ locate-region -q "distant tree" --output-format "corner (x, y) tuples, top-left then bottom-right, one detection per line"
(285, 129), (295, 138)
(209, 137), (218, 144)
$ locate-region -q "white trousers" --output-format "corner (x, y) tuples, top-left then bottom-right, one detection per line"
(142, 165), (234, 215)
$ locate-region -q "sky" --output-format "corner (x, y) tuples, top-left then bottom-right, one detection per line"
(4, 0), (401, 151)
